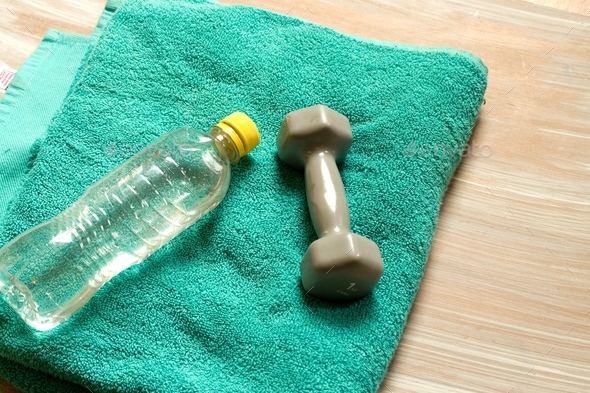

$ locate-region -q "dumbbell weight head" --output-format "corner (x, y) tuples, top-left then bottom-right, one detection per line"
(301, 232), (383, 301)
(276, 104), (353, 168)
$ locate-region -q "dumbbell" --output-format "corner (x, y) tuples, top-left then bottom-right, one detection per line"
(277, 105), (384, 301)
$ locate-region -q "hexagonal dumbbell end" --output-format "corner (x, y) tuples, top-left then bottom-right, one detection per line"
(301, 233), (383, 301)
(277, 105), (384, 302)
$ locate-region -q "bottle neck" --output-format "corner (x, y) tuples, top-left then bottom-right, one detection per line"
(210, 126), (241, 164)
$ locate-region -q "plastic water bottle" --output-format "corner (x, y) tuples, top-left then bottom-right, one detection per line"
(0, 112), (260, 331)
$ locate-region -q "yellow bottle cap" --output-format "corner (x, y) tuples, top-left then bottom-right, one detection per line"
(217, 112), (260, 157)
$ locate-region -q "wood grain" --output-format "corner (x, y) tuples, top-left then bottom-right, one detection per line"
(0, 0), (104, 73)
(1, 0), (589, 392)
(521, 0), (590, 15)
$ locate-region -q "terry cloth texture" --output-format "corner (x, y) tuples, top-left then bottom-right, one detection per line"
(0, 0), (487, 392)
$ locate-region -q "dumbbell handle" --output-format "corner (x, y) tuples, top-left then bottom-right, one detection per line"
(305, 151), (351, 238)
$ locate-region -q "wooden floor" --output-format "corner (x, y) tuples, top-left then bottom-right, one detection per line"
(1, 0), (589, 392)
(522, 0), (590, 14)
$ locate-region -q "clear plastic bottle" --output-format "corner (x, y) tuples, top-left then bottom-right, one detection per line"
(0, 112), (260, 331)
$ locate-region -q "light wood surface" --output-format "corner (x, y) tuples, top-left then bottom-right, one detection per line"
(522, 0), (590, 14)
(1, 1), (589, 392)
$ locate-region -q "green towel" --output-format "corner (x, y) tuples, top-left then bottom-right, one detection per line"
(0, 0), (487, 392)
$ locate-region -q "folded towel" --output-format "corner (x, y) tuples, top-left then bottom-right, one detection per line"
(0, 32), (90, 227)
(0, 2), (116, 228)
(0, 0), (487, 392)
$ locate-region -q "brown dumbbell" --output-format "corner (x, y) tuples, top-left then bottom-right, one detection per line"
(277, 105), (384, 301)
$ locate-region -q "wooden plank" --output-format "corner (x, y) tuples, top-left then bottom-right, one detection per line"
(521, 0), (590, 15)
(0, 0), (104, 72)
(1, 0), (589, 392)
